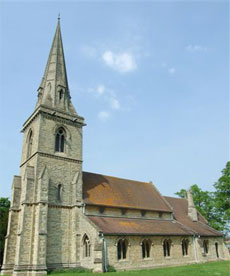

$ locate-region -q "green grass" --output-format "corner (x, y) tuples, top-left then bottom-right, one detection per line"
(49, 261), (230, 276)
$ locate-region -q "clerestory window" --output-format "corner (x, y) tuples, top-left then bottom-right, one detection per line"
(55, 128), (65, 152)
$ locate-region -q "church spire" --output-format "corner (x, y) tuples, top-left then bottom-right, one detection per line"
(36, 18), (77, 115)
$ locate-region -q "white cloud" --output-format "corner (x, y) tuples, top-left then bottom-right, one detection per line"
(110, 97), (120, 110)
(168, 67), (176, 75)
(97, 85), (105, 95)
(186, 45), (207, 52)
(98, 111), (110, 121)
(102, 51), (137, 73)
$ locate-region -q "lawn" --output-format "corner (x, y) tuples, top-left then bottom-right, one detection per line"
(50, 261), (230, 276)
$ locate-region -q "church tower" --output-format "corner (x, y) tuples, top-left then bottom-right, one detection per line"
(1, 18), (85, 276)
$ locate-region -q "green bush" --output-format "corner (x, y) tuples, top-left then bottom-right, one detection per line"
(107, 265), (116, 272)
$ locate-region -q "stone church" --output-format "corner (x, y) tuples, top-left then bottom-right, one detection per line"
(1, 19), (229, 276)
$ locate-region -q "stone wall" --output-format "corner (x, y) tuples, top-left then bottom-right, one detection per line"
(104, 235), (225, 271)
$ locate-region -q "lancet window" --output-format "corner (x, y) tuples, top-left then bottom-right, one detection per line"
(181, 239), (189, 256)
(27, 130), (33, 158)
(117, 239), (128, 260)
(57, 184), (62, 201)
(141, 239), (151, 258)
(55, 127), (66, 152)
(203, 240), (209, 254)
(163, 239), (171, 257)
(83, 235), (90, 257)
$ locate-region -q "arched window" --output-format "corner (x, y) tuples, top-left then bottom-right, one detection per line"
(182, 239), (189, 256)
(27, 130), (33, 158)
(59, 89), (63, 100)
(203, 240), (209, 254)
(117, 239), (128, 260)
(55, 128), (65, 152)
(141, 239), (151, 258)
(163, 239), (171, 257)
(83, 235), (90, 257)
(57, 184), (62, 201)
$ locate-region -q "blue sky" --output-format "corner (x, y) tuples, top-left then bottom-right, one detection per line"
(0, 1), (229, 198)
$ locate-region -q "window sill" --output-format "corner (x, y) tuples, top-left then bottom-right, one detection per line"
(143, 257), (153, 261)
(164, 256), (172, 259)
(54, 151), (67, 156)
(118, 259), (129, 263)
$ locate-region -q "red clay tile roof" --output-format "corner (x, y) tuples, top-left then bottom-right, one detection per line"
(164, 196), (223, 237)
(83, 172), (172, 212)
(88, 216), (194, 236)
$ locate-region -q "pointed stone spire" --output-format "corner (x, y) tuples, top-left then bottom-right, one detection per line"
(187, 189), (198, 221)
(36, 18), (77, 115)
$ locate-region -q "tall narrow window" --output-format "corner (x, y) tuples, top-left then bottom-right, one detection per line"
(163, 239), (171, 257)
(117, 239), (128, 260)
(203, 240), (209, 254)
(215, 242), (219, 258)
(55, 128), (66, 152)
(83, 235), (90, 257)
(59, 89), (63, 100)
(27, 130), (33, 158)
(182, 239), (189, 256)
(57, 184), (62, 201)
(142, 239), (151, 258)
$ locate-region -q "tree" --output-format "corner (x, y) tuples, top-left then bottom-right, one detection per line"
(175, 162), (230, 234)
(0, 198), (10, 266)
(213, 161), (230, 235)
(175, 184), (218, 228)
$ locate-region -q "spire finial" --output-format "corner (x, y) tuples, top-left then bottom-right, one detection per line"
(58, 13), (61, 21)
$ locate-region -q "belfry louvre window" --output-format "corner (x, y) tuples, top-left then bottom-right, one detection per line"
(117, 239), (128, 260)
(27, 130), (33, 158)
(83, 235), (90, 257)
(182, 239), (189, 256)
(163, 239), (171, 257)
(55, 128), (65, 152)
(203, 240), (209, 254)
(57, 184), (62, 201)
(142, 239), (151, 258)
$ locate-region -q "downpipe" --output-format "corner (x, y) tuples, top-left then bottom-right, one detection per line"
(101, 233), (108, 272)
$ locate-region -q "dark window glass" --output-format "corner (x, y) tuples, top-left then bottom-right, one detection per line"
(83, 235), (90, 257)
(59, 89), (63, 100)
(163, 239), (171, 257)
(215, 242), (219, 258)
(27, 130), (33, 158)
(203, 240), (209, 254)
(117, 240), (121, 260)
(142, 239), (151, 259)
(55, 128), (65, 152)
(122, 240), (127, 259)
(182, 239), (188, 256)
(117, 239), (128, 260)
(57, 184), (62, 201)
